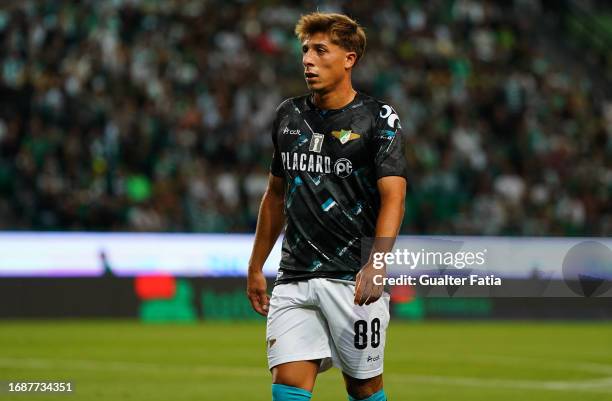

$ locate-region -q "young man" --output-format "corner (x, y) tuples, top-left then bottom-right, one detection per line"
(247, 12), (407, 401)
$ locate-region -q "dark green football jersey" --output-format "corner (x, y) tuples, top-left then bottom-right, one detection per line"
(270, 91), (407, 284)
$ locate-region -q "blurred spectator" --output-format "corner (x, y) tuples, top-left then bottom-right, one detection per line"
(0, 0), (609, 235)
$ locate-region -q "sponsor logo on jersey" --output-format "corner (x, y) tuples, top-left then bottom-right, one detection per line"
(332, 129), (361, 144)
(283, 126), (300, 135)
(281, 152), (332, 173)
(280, 152), (353, 178)
(309, 132), (324, 153)
(333, 158), (353, 178)
(367, 354), (380, 363)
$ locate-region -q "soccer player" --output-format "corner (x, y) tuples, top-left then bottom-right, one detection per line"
(247, 12), (407, 401)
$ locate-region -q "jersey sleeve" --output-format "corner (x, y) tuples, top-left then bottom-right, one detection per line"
(371, 104), (408, 180)
(269, 111), (284, 177)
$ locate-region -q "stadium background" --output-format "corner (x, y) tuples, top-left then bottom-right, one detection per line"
(0, 0), (611, 400)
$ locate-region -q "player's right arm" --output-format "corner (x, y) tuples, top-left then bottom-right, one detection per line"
(247, 173), (285, 316)
(247, 102), (287, 316)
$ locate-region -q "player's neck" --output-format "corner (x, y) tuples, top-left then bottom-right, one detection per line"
(310, 83), (357, 111)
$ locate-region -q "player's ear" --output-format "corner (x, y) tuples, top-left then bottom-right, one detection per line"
(344, 51), (357, 70)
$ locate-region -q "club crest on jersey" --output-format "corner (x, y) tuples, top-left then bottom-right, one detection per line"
(332, 129), (360, 144)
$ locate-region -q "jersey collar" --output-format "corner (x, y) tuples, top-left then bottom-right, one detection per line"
(306, 91), (362, 117)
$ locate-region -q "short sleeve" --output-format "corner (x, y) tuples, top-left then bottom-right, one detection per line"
(269, 112), (284, 177)
(371, 104), (408, 180)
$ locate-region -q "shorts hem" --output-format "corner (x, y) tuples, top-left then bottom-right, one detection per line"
(339, 367), (384, 380)
(268, 352), (332, 370)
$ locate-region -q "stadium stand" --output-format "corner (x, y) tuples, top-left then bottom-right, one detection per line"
(0, 0), (609, 235)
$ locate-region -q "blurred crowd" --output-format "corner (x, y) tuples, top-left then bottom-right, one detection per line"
(0, 0), (610, 235)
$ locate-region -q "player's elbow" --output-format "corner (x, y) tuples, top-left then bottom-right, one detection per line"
(263, 187), (284, 208)
(380, 183), (406, 219)
(266, 174), (285, 199)
(262, 179), (285, 211)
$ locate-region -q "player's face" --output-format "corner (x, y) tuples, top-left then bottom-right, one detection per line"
(302, 32), (354, 92)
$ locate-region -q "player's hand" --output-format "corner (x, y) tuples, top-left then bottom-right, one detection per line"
(247, 269), (270, 316)
(354, 261), (385, 306)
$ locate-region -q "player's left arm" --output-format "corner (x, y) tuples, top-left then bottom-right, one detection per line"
(354, 177), (406, 305)
(354, 104), (408, 306)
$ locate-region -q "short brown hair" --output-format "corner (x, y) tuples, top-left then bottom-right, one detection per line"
(295, 12), (366, 64)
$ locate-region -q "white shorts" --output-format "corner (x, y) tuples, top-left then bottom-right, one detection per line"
(266, 278), (390, 379)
